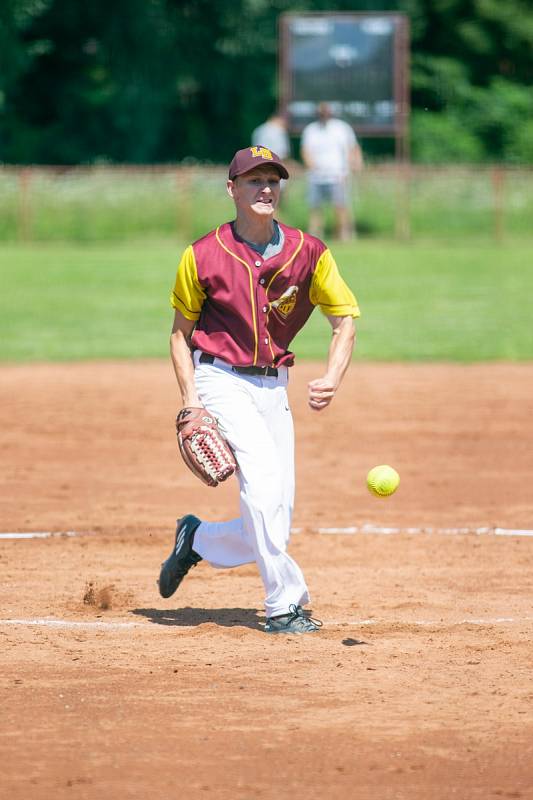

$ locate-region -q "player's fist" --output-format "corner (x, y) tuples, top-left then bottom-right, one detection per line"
(308, 377), (336, 411)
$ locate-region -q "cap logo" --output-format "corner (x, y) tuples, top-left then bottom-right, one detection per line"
(250, 146), (273, 161)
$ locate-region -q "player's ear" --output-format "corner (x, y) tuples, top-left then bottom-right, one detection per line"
(226, 179), (236, 199)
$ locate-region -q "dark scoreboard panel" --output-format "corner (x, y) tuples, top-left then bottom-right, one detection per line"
(279, 13), (409, 135)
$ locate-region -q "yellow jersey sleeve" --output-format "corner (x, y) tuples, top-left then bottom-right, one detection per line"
(170, 245), (206, 321)
(309, 249), (360, 318)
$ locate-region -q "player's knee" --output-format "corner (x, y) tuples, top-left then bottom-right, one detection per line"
(245, 475), (284, 516)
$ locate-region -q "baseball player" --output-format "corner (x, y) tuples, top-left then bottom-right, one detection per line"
(159, 145), (360, 634)
(301, 102), (363, 240)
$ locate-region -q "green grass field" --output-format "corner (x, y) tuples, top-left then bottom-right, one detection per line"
(1, 238), (532, 362)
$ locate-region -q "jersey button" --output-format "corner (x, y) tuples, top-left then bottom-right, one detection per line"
(259, 278), (265, 285)
(264, 338), (269, 344)
(263, 305), (268, 313)
(254, 260), (261, 267)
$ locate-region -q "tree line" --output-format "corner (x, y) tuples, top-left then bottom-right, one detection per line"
(1, 0), (532, 165)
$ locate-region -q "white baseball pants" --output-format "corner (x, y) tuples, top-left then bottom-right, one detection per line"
(190, 351), (310, 617)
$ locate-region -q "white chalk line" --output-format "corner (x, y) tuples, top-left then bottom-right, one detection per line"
(0, 618), (136, 629)
(1, 615), (532, 631)
(311, 525), (533, 538)
(2, 526), (532, 541)
(328, 616), (533, 627)
(0, 531), (87, 540)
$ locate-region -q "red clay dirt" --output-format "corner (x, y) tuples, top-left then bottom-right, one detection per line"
(1, 360), (532, 800)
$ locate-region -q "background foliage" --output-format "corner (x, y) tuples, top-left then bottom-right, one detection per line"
(1, 0), (532, 166)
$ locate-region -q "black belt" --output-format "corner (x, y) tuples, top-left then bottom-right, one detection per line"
(199, 352), (278, 377)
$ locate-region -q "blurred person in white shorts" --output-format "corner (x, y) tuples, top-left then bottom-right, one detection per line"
(301, 102), (363, 240)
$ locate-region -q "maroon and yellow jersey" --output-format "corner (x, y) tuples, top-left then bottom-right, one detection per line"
(170, 221), (360, 367)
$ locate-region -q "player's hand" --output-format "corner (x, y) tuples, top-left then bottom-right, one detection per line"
(308, 377), (337, 411)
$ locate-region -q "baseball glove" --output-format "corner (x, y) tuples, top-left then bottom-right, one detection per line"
(176, 406), (236, 487)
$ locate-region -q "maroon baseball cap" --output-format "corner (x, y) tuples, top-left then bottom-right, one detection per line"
(228, 146), (289, 180)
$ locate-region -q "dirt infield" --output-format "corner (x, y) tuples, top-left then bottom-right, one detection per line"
(1, 360), (533, 800)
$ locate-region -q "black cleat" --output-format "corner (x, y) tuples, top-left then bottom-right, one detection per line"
(158, 515), (202, 598)
(264, 604), (322, 634)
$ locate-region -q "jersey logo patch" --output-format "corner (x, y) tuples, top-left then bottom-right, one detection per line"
(250, 146), (273, 160)
(271, 286), (298, 318)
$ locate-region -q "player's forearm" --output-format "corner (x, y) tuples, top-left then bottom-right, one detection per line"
(301, 147), (314, 170)
(351, 146), (363, 172)
(324, 317), (356, 389)
(170, 330), (201, 407)
(307, 317), (355, 411)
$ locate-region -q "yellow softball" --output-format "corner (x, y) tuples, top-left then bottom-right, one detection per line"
(366, 465), (400, 497)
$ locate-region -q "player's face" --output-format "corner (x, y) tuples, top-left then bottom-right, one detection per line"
(227, 167), (281, 217)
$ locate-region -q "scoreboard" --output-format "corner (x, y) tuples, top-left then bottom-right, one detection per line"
(279, 13), (409, 139)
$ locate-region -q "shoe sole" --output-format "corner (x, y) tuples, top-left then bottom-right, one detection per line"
(264, 631), (318, 635)
(158, 516), (201, 598)
(264, 626), (320, 634)
(158, 558), (181, 598)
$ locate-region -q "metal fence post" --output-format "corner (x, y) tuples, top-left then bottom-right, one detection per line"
(395, 162), (411, 240)
(177, 167), (192, 240)
(492, 167), (505, 242)
(18, 168), (32, 241)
